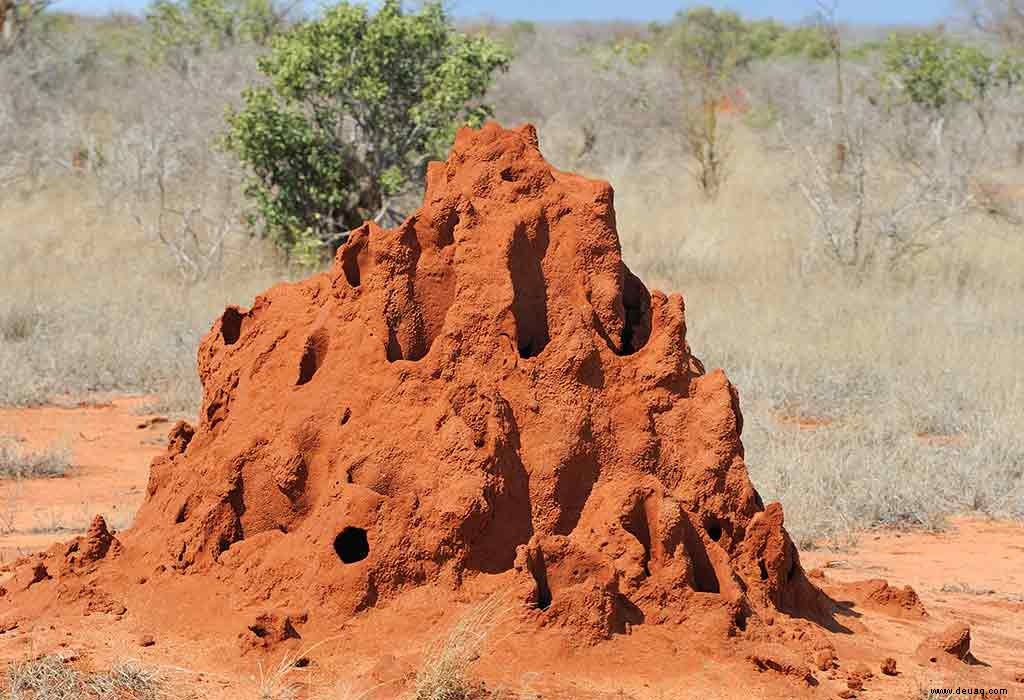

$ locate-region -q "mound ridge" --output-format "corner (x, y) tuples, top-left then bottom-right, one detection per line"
(3, 123), (830, 645)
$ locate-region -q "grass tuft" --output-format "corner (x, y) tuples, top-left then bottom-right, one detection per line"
(0, 306), (43, 344)
(413, 593), (511, 700)
(0, 443), (72, 480)
(6, 654), (164, 700)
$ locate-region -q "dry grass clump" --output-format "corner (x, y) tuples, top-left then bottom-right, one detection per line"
(254, 648), (307, 700)
(5, 654), (164, 700)
(0, 306), (44, 344)
(0, 442), (71, 479)
(412, 594), (510, 700)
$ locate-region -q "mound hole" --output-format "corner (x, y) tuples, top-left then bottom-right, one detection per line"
(297, 330), (330, 386)
(221, 307), (243, 345)
(529, 553), (553, 610)
(734, 606), (749, 632)
(341, 235), (366, 288)
(706, 523), (723, 542)
(333, 527), (369, 564)
(174, 501), (190, 524)
(618, 269), (652, 356)
(510, 219), (550, 359)
(536, 583), (552, 610)
(683, 514), (721, 594)
(623, 499), (653, 578)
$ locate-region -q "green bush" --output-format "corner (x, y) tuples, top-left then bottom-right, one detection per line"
(880, 32), (1023, 113)
(771, 25), (833, 60)
(668, 7), (755, 81)
(224, 0), (508, 262)
(657, 9), (835, 66)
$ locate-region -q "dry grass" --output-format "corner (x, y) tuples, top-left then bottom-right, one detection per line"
(0, 178), (289, 413)
(0, 442), (71, 480)
(412, 594), (511, 700)
(254, 647), (307, 700)
(5, 654), (164, 700)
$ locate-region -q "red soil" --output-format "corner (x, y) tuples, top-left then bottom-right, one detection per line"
(1, 123), (1022, 698)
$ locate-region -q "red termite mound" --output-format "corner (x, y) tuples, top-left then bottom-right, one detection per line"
(3, 123), (831, 646)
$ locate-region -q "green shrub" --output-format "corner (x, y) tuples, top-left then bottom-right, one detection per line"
(771, 25), (832, 60)
(880, 32), (1023, 113)
(223, 0), (509, 261)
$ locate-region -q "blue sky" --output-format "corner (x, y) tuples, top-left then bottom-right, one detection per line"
(61, 0), (955, 26)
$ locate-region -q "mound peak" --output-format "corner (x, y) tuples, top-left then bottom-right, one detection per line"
(3, 122), (831, 648)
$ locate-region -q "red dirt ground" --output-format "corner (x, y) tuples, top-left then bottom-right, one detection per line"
(0, 397), (166, 565)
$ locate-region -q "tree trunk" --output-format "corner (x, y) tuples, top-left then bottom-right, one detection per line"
(1, 0), (12, 45)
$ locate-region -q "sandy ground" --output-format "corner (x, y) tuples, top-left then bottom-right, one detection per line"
(0, 397), (1022, 698)
(0, 396), (167, 564)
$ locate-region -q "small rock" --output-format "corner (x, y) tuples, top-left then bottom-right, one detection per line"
(880, 657), (897, 676)
(136, 416), (169, 429)
(814, 649), (836, 671)
(837, 690), (856, 699)
(747, 646), (815, 686)
(138, 634), (155, 648)
(847, 677), (864, 691)
(1013, 671), (1024, 684)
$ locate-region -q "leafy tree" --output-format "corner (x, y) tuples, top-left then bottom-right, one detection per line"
(881, 33), (1021, 112)
(670, 7), (755, 85)
(668, 6), (755, 198)
(224, 0), (509, 261)
(0, 0), (51, 56)
(771, 25), (833, 60)
(744, 18), (786, 60)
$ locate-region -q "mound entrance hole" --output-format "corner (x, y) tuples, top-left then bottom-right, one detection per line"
(706, 522), (723, 542)
(341, 234), (367, 288)
(510, 218), (550, 359)
(297, 330), (330, 386)
(683, 514), (720, 594)
(618, 269), (652, 356)
(527, 550), (553, 610)
(623, 498), (654, 578)
(786, 547), (799, 583)
(221, 307), (243, 345)
(333, 527), (369, 564)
